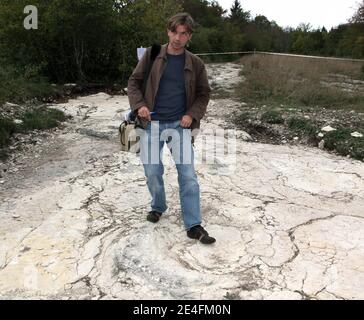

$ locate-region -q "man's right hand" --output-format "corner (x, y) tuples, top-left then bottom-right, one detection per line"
(137, 106), (151, 121)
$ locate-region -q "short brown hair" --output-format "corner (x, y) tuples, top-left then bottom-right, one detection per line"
(167, 13), (195, 34)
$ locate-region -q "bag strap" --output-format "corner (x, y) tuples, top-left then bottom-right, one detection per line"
(119, 121), (127, 145)
(141, 43), (161, 96)
(131, 44), (161, 121)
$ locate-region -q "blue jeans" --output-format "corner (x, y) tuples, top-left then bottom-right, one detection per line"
(140, 120), (201, 230)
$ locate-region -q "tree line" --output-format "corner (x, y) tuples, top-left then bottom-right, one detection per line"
(0, 0), (363, 93)
(187, 0), (364, 59)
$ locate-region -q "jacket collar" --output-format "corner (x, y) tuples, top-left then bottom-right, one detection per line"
(157, 43), (193, 71)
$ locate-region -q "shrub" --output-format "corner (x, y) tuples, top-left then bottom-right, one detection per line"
(287, 117), (317, 136)
(0, 117), (17, 147)
(20, 107), (67, 131)
(324, 128), (364, 160)
(0, 107), (66, 158)
(0, 63), (54, 106)
(261, 110), (284, 124)
(324, 128), (352, 151)
(233, 111), (251, 127)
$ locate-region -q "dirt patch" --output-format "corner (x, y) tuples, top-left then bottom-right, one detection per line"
(228, 105), (364, 160)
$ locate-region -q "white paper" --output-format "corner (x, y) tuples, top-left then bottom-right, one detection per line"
(137, 47), (146, 61)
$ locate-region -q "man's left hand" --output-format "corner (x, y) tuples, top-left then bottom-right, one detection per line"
(180, 115), (193, 128)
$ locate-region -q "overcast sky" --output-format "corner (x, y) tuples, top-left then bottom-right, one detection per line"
(217, 0), (359, 29)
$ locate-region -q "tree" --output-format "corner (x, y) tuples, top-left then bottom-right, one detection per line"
(0, 0), (182, 84)
(228, 0), (250, 28)
(182, 0), (225, 28)
(296, 23), (313, 33)
(254, 15), (271, 29)
(350, 0), (364, 23)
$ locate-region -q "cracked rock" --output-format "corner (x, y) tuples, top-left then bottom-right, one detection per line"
(0, 63), (363, 300)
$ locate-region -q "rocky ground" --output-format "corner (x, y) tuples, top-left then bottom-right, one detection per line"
(0, 63), (363, 300)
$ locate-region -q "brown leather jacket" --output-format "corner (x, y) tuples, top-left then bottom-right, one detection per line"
(127, 43), (211, 131)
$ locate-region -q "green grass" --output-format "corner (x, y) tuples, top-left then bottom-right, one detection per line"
(0, 63), (67, 158)
(230, 54), (364, 161)
(0, 108), (67, 152)
(0, 63), (54, 107)
(232, 111), (252, 127)
(20, 107), (67, 131)
(0, 117), (17, 147)
(211, 88), (233, 99)
(237, 54), (364, 112)
(324, 128), (364, 160)
(287, 117), (318, 136)
(261, 110), (284, 124)
(233, 110), (364, 160)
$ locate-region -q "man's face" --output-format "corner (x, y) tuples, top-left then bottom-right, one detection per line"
(167, 24), (192, 51)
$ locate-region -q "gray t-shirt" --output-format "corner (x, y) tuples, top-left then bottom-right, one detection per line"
(152, 53), (186, 121)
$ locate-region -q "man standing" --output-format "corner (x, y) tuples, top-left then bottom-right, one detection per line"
(127, 13), (215, 244)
